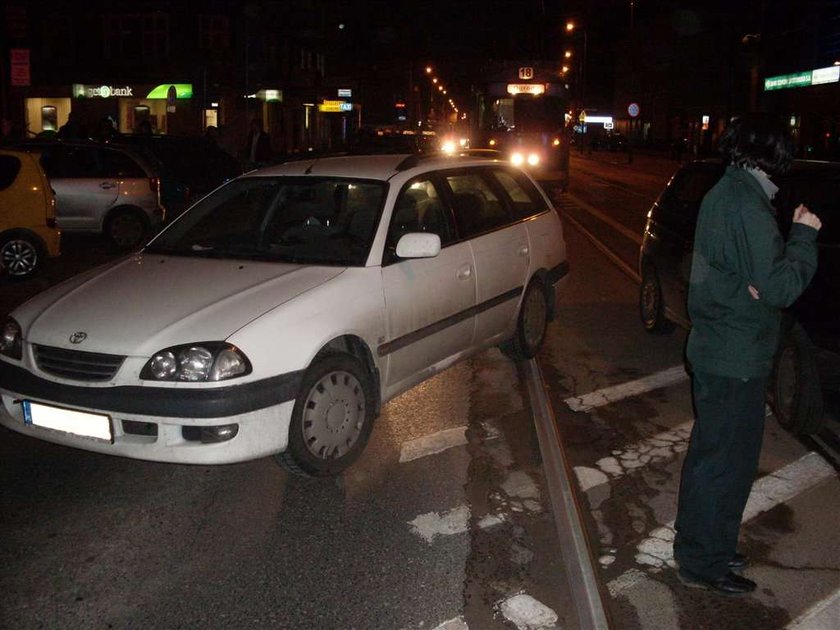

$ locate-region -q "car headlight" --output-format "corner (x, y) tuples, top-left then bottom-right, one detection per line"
(511, 152), (525, 166)
(441, 140), (456, 154)
(527, 153), (540, 166)
(0, 318), (22, 360)
(140, 342), (251, 382)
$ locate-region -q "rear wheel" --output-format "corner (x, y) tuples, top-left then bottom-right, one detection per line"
(105, 208), (148, 250)
(0, 234), (42, 279)
(275, 354), (375, 477)
(501, 279), (548, 360)
(769, 321), (825, 435)
(639, 266), (672, 333)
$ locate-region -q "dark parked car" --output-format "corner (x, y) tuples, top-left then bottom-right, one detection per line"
(111, 134), (242, 220)
(639, 159), (840, 435)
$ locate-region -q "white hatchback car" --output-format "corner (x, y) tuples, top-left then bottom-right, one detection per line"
(0, 153), (568, 476)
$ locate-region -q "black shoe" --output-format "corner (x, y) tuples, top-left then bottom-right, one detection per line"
(678, 569), (756, 595)
(728, 553), (748, 570)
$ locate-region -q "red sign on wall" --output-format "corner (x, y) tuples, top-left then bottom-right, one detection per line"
(10, 48), (30, 87)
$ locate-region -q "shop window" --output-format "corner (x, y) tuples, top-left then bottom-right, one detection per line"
(41, 106), (58, 132)
(104, 13), (169, 60)
(199, 15), (230, 50)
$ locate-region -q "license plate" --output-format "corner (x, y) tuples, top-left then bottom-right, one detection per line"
(22, 400), (113, 442)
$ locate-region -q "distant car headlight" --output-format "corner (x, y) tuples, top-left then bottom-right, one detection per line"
(489, 139), (497, 147)
(527, 153), (540, 166)
(0, 318), (22, 360)
(458, 137), (469, 147)
(441, 140), (456, 154)
(511, 152), (525, 166)
(141, 342), (251, 382)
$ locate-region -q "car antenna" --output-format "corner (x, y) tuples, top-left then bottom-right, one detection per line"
(304, 157), (320, 175)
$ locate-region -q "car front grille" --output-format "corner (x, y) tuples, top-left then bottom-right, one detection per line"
(34, 345), (126, 382)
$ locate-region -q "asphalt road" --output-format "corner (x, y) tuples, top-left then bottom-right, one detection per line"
(2, 153), (838, 629)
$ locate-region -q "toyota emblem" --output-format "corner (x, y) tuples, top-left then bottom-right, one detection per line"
(69, 332), (88, 344)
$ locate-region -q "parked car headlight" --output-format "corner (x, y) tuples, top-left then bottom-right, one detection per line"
(0, 318), (23, 360)
(141, 343), (251, 382)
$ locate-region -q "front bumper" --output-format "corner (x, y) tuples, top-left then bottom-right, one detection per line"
(0, 361), (303, 464)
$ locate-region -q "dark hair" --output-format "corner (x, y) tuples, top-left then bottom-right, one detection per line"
(717, 113), (794, 175)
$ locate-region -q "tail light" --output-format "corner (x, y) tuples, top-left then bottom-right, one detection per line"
(149, 177), (159, 194)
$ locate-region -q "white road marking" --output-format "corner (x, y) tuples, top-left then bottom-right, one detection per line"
(498, 593), (559, 630)
(399, 426), (467, 463)
(399, 423), (500, 464)
(786, 588), (840, 629)
(608, 452), (837, 596)
(408, 505), (470, 543)
(574, 421), (692, 492)
(564, 365), (688, 412)
(432, 617), (469, 630)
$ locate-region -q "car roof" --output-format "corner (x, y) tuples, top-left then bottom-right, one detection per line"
(249, 152), (507, 181)
(683, 157), (840, 176)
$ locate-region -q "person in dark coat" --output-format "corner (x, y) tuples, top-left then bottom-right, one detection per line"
(57, 111), (88, 139)
(243, 119), (272, 170)
(673, 114), (822, 595)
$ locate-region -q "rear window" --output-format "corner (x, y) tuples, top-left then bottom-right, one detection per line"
(0, 155), (22, 190)
(655, 163), (724, 236)
(101, 149), (147, 178)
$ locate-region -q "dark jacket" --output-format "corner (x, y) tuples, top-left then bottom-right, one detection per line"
(686, 166), (819, 378)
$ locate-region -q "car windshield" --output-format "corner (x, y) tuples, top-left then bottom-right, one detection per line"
(146, 176), (387, 266)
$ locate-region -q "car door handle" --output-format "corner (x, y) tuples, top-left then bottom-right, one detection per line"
(517, 245), (530, 257)
(99, 182), (116, 189)
(456, 265), (472, 280)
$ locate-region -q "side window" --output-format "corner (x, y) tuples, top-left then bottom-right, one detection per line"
(491, 169), (549, 219)
(777, 178), (840, 245)
(0, 155), (21, 190)
(100, 149), (146, 178)
(656, 165), (723, 236)
(445, 171), (511, 237)
(386, 178), (455, 259)
(49, 146), (101, 178)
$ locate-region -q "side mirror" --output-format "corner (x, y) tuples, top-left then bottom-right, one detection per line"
(395, 232), (441, 259)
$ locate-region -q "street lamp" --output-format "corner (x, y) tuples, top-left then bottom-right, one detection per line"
(565, 21), (588, 106)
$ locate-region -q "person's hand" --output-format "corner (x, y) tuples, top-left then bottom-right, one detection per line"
(793, 204), (822, 230)
(748, 285), (760, 300)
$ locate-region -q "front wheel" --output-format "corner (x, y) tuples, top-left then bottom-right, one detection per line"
(0, 234), (42, 279)
(639, 266), (672, 333)
(768, 321), (824, 435)
(275, 354), (375, 477)
(501, 280), (548, 361)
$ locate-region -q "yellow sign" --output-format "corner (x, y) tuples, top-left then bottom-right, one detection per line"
(319, 100), (344, 112)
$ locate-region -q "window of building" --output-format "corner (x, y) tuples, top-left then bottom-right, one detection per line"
(104, 14), (169, 60)
(199, 15), (230, 50)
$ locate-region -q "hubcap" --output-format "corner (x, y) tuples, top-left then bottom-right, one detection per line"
(302, 370), (366, 461)
(1, 239), (38, 277)
(522, 287), (547, 350)
(641, 277), (658, 324)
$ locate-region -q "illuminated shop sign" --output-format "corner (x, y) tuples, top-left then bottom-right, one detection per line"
(338, 88), (352, 98)
(72, 83), (194, 99)
(256, 89), (282, 102)
(507, 83), (546, 96)
(319, 100), (352, 112)
(764, 66), (839, 91)
(73, 84), (134, 98)
(145, 84), (194, 99)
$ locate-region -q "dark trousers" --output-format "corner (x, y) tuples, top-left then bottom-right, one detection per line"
(673, 370), (767, 579)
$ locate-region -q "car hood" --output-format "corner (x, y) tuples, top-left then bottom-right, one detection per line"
(23, 254), (346, 356)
